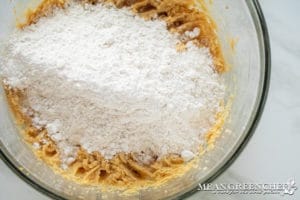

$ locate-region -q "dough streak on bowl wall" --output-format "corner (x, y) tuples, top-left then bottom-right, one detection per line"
(0, 0), (228, 187)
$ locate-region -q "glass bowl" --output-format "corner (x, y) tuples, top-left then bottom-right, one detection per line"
(0, 0), (270, 199)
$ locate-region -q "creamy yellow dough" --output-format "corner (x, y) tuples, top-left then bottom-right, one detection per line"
(5, 0), (228, 188)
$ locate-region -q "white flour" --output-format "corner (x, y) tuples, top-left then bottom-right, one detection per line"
(0, 2), (225, 166)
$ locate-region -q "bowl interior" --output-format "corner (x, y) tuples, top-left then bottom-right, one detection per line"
(0, 0), (268, 199)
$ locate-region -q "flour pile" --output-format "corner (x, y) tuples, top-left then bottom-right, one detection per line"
(0, 2), (225, 166)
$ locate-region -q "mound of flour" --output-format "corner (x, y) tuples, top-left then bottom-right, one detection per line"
(0, 2), (225, 166)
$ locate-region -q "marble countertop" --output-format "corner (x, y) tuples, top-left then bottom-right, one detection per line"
(1, 0), (300, 199)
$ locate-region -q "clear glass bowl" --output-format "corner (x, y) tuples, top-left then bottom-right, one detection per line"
(0, 0), (270, 199)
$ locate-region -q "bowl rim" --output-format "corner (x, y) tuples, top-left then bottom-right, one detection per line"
(0, 0), (271, 199)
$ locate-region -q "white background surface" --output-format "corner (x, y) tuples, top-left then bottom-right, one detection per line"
(1, 0), (300, 199)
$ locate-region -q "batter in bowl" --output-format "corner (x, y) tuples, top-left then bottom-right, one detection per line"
(1, 0), (228, 189)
